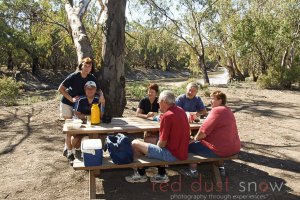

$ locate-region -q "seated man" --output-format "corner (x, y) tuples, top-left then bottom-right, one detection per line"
(65, 81), (102, 165)
(176, 82), (207, 122)
(125, 90), (190, 183)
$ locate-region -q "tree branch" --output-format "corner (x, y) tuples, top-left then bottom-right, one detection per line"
(78, 0), (92, 18)
(125, 31), (137, 40)
(0, 15), (69, 34)
(144, 0), (198, 52)
(146, 0), (182, 34)
(90, 0), (106, 43)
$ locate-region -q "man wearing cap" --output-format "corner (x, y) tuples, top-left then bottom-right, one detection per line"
(65, 81), (103, 165)
(74, 81), (101, 119)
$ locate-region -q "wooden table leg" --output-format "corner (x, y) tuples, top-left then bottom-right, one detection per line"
(89, 170), (96, 200)
(211, 162), (222, 185)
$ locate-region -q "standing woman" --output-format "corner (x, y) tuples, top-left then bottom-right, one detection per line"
(58, 57), (105, 119)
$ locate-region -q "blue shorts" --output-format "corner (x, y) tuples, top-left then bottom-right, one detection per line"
(147, 144), (177, 162)
(188, 141), (219, 158)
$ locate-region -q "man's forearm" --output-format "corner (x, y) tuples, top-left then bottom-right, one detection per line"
(197, 109), (207, 117)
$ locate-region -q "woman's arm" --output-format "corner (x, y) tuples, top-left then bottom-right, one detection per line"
(194, 130), (207, 141)
(58, 84), (79, 103)
(74, 111), (85, 120)
(136, 108), (148, 119)
(136, 108), (156, 119)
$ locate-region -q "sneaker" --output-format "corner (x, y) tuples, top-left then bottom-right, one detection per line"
(125, 172), (148, 183)
(150, 174), (170, 183)
(75, 149), (83, 160)
(67, 154), (75, 166)
(179, 169), (199, 179)
(63, 149), (67, 157)
(219, 166), (226, 177)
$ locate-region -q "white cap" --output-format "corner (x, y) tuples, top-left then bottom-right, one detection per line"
(85, 81), (97, 88)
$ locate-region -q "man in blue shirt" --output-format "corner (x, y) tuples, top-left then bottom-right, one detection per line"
(74, 81), (100, 119)
(65, 81), (102, 165)
(176, 82), (207, 121)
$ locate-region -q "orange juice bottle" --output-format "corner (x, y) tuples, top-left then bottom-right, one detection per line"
(91, 103), (100, 125)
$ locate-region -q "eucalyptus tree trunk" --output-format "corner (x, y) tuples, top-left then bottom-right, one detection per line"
(195, 35), (209, 84)
(7, 51), (13, 70)
(288, 42), (296, 69)
(24, 48), (39, 75)
(198, 54), (209, 84)
(281, 47), (288, 68)
(232, 54), (245, 81)
(226, 56), (236, 82)
(65, 0), (94, 63)
(225, 55), (245, 82)
(98, 0), (127, 117)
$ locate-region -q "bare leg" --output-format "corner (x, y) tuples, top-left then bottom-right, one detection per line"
(71, 135), (82, 149)
(66, 134), (72, 150)
(189, 163), (197, 170)
(132, 139), (150, 156)
(144, 135), (158, 145)
(217, 160), (224, 167)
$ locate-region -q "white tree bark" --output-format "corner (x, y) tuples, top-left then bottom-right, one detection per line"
(65, 0), (94, 63)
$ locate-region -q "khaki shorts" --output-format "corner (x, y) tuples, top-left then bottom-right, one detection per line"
(60, 102), (73, 119)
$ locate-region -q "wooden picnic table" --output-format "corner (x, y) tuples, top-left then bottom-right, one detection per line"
(63, 117), (204, 199)
(63, 117), (238, 200)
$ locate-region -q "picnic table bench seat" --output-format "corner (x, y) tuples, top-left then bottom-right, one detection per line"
(72, 153), (238, 200)
(73, 153), (238, 170)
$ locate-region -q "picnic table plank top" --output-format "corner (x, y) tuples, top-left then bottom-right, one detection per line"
(63, 117), (201, 134)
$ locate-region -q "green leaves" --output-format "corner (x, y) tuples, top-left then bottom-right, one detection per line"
(0, 77), (22, 106)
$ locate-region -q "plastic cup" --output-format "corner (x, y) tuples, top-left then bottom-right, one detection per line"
(86, 115), (91, 127)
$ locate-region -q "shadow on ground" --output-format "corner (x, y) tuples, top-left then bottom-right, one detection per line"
(228, 98), (300, 120)
(95, 150), (299, 199)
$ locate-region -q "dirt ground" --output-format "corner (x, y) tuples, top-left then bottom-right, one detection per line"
(0, 80), (300, 200)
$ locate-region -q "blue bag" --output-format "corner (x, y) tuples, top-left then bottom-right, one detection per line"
(104, 133), (134, 164)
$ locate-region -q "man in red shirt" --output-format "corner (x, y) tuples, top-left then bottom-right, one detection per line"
(181, 90), (241, 178)
(125, 90), (190, 183)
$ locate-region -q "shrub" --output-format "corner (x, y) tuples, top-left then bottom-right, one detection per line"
(258, 66), (300, 89)
(126, 82), (148, 100)
(170, 84), (186, 97)
(0, 77), (22, 106)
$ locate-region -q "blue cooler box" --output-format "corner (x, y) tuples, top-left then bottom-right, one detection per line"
(81, 139), (103, 166)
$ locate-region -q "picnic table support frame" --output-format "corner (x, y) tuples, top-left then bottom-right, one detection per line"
(89, 170), (96, 199)
(211, 162), (222, 184)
